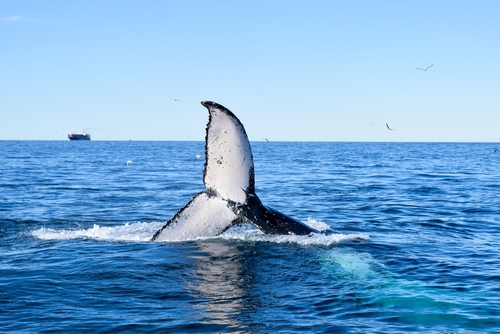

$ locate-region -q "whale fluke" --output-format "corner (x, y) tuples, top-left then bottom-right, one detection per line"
(152, 101), (318, 242)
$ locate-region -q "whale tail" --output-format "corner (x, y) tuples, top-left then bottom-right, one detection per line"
(152, 101), (318, 242)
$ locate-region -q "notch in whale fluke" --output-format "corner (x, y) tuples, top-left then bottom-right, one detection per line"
(152, 101), (319, 242)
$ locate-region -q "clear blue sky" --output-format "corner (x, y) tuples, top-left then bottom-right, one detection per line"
(1, 1), (499, 141)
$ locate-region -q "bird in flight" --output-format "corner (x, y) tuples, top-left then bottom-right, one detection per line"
(494, 147), (499, 153)
(262, 137), (269, 142)
(386, 123), (394, 131)
(171, 98), (181, 102)
(416, 64), (434, 71)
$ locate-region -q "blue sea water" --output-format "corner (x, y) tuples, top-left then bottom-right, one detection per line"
(1, 140), (500, 333)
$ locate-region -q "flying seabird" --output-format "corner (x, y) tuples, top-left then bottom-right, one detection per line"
(416, 64), (434, 71)
(262, 138), (269, 142)
(386, 123), (394, 131)
(171, 99), (181, 102)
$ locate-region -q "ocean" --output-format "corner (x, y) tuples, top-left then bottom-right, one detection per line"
(1, 140), (499, 333)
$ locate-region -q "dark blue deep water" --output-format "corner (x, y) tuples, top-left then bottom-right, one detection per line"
(1, 141), (500, 333)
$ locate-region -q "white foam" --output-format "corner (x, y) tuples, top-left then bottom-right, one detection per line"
(217, 219), (368, 246)
(31, 220), (369, 246)
(302, 217), (332, 232)
(220, 227), (368, 246)
(31, 222), (165, 242)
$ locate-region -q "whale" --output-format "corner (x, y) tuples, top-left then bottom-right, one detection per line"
(152, 101), (318, 241)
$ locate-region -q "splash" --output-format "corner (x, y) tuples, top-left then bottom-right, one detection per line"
(220, 221), (368, 246)
(31, 222), (164, 242)
(31, 219), (369, 245)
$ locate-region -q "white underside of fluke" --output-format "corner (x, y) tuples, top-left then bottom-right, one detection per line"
(153, 192), (237, 242)
(204, 104), (253, 204)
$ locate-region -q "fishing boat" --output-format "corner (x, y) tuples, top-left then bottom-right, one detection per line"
(68, 131), (91, 140)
